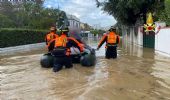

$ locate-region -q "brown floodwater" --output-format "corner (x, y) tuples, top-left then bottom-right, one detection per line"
(0, 38), (170, 100)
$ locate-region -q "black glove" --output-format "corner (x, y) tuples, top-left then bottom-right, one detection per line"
(96, 47), (99, 50)
(81, 52), (88, 56)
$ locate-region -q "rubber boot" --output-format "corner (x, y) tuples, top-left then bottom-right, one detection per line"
(53, 64), (62, 72)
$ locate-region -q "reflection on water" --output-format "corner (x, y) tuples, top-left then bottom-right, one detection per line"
(0, 37), (170, 100)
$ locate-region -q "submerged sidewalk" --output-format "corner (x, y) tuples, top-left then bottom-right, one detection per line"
(0, 43), (45, 56)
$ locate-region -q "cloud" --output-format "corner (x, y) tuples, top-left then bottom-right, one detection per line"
(43, 0), (117, 28)
(46, 4), (52, 8)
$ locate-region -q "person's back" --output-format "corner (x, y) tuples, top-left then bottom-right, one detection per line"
(51, 34), (68, 57)
(45, 26), (58, 52)
(46, 32), (57, 41)
(55, 34), (67, 48)
(106, 31), (120, 47)
(51, 31), (84, 72)
(97, 27), (120, 59)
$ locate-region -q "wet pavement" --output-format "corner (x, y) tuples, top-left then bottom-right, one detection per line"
(0, 37), (170, 100)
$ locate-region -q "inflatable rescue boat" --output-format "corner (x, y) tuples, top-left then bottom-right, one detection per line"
(40, 45), (96, 68)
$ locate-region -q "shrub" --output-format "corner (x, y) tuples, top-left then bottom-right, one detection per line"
(0, 28), (48, 48)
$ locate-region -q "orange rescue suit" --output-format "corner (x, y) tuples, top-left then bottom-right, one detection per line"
(54, 34), (67, 47)
(45, 32), (58, 46)
(107, 32), (117, 44)
(97, 32), (120, 49)
(52, 34), (84, 56)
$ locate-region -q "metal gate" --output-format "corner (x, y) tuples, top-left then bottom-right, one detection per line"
(143, 31), (155, 48)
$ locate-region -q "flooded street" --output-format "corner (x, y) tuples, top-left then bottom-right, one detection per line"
(1, 38), (170, 100)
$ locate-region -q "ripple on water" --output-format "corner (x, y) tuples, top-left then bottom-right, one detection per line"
(1, 41), (170, 100)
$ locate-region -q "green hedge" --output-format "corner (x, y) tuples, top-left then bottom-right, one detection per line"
(0, 28), (48, 48)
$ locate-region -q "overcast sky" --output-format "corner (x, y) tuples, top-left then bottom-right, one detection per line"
(43, 0), (117, 28)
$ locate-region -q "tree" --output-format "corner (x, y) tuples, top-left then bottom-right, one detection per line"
(0, 1), (15, 19)
(0, 0), (63, 29)
(0, 14), (14, 27)
(90, 29), (105, 36)
(164, 0), (170, 25)
(165, 0), (170, 17)
(96, 0), (165, 25)
(35, 0), (44, 5)
(151, 0), (170, 26)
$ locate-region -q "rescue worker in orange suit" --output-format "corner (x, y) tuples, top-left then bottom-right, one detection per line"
(45, 26), (58, 52)
(51, 29), (84, 72)
(97, 27), (120, 59)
